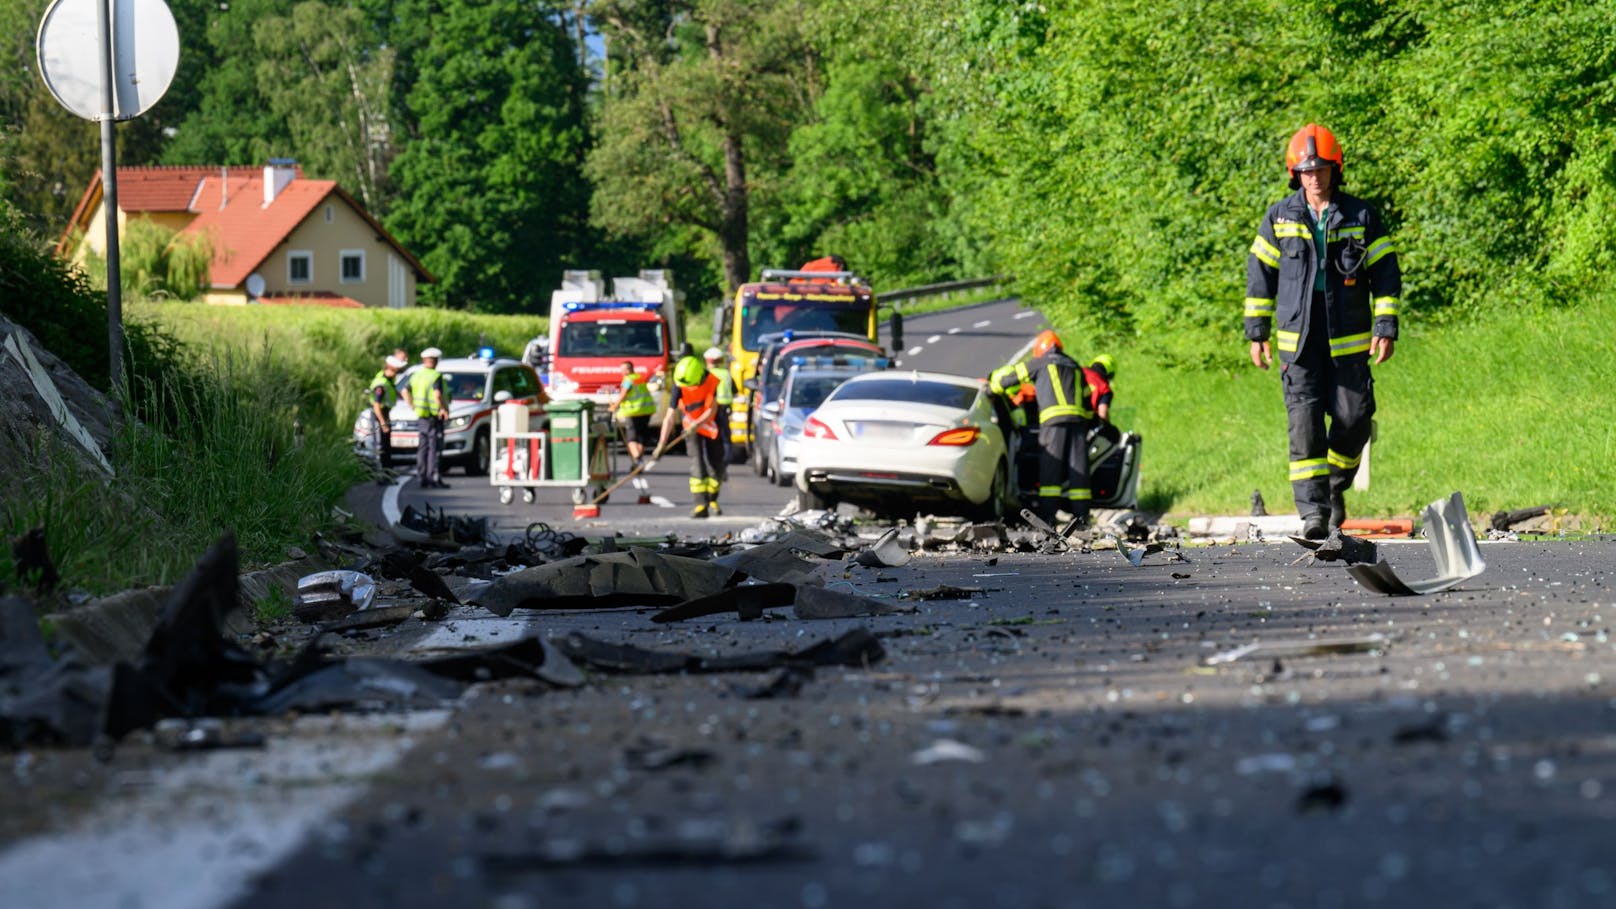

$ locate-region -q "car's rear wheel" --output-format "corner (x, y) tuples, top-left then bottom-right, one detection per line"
(770, 451), (791, 486)
(974, 460), (1010, 521)
(751, 437), (767, 476)
(466, 429), (491, 476)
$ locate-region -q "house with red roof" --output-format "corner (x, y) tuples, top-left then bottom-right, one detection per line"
(58, 160), (433, 308)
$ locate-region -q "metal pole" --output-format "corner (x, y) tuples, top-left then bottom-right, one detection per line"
(96, 0), (124, 394)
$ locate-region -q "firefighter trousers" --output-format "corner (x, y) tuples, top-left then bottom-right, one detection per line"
(688, 432), (726, 514)
(1282, 352), (1375, 519)
(1036, 419), (1091, 520)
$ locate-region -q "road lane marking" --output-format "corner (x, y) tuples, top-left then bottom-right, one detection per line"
(0, 711), (451, 909)
(382, 474), (409, 525)
(947, 327), (961, 335)
(907, 346), (924, 356)
(1013, 310), (1038, 320)
(926, 335), (942, 344)
(973, 320), (992, 329)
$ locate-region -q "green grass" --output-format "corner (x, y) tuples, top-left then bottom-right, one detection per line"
(1, 344), (362, 594)
(131, 301), (545, 437)
(1114, 293), (1616, 524)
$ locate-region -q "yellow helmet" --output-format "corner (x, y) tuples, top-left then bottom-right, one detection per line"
(1090, 353), (1116, 379)
(674, 355), (707, 386)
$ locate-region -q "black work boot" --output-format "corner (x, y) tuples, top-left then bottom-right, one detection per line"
(1302, 513), (1329, 540)
(1329, 492), (1347, 531)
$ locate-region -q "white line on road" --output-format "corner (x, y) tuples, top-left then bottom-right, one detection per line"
(0, 711), (451, 909)
(907, 346), (924, 356)
(1013, 310), (1039, 320)
(650, 495), (675, 508)
(947, 327), (962, 335)
(926, 335), (942, 344)
(382, 474), (409, 525)
(973, 320), (992, 329)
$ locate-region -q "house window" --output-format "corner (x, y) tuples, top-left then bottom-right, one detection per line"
(324, 204), (334, 223)
(340, 250), (365, 284)
(288, 251), (312, 284)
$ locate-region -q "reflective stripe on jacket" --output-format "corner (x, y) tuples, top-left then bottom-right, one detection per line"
(1245, 188), (1401, 363)
(678, 374), (721, 439)
(618, 373), (656, 417)
(408, 367), (445, 417)
(1029, 350), (1092, 425)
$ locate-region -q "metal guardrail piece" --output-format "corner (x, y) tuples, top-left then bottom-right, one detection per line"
(881, 275), (1013, 308)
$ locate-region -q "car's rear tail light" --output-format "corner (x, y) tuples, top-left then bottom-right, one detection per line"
(927, 426), (980, 446)
(804, 416), (838, 440)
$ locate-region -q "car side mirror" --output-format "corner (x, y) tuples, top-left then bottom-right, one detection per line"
(493, 390), (513, 403)
(761, 401), (782, 418)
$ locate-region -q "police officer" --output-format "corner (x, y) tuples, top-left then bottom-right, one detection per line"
(368, 353), (406, 475)
(1246, 124), (1402, 539)
(995, 330), (1093, 524)
(657, 355), (724, 517)
(704, 346), (735, 461)
(402, 346), (450, 488)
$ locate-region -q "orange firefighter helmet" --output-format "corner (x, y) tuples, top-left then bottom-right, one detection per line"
(1031, 330), (1062, 359)
(1286, 124), (1344, 188)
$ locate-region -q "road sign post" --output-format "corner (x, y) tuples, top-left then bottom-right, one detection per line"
(36, 0), (179, 392)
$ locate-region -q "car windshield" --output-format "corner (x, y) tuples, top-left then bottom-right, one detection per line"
(740, 300), (868, 349)
(829, 378), (977, 410)
(442, 371), (489, 401)
(788, 376), (847, 409)
(558, 321), (665, 357)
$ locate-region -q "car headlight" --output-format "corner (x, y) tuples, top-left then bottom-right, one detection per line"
(448, 414), (472, 430)
(355, 411), (376, 433)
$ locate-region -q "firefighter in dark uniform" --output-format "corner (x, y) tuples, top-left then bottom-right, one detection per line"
(657, 355), (725, 517)
(1246, 124), (1402, 539)
(995, 330), (1093, 524)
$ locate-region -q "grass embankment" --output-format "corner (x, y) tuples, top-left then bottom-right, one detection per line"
(135, 302), (544, 437)
(1120, 294), (1616, 524)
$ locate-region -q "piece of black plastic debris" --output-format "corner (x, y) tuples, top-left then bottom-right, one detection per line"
(733, 666), (813, 699)
(412, 636), (584, 688)
(625, 743), (716, 771)
(0, 596), (111, 747)
(407, 565), (460, 604)
(1391, 717), (1449, 745)
(1017, 508), (1070, 552)
(1288, 530), (1378, 565)
(473, 550), (737, 616)
(900, 584), (984, 601)
(943, 702), (1026, 718)
(103, 535), (266, 739)
(554, 627), (883, 675)
(712, 543), (823, 585)
(651, 583), (797, 623)
(11, 527), (59, 591)
(1296, 779), (1349, 813)
(322, 604), (415, 633)
(1490, 505), (1549, 532)
(1251, 489), (1268, 517)
(793, 585), (913, 619)
(249, 658), (467, 714)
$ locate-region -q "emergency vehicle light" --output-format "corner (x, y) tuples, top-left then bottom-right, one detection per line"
(562, 301), (662, 312)
(478, 346), (497, 360)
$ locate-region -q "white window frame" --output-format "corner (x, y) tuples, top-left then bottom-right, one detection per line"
(339, 249), (366, 284)
(287, 250), (313, 285)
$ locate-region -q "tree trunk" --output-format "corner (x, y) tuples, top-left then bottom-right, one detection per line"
(709, 22), (750, 292)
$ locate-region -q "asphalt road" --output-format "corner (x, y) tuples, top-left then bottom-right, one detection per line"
(388, 297), (1047, 538)
(11, 300), (1616, 908)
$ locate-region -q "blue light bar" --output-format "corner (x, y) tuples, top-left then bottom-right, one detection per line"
(479, 346), (496, 360)
(562, 301), (661, 312)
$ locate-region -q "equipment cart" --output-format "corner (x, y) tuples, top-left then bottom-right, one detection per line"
(489, 399), (616, 505)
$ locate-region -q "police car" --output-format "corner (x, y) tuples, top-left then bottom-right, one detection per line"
(353, 351), (547, 475)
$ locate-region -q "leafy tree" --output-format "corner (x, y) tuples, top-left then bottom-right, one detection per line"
(587, 0), (813, 291)
(254, 1), (399, 212)
(162, 0), (298, 167)
(384, 0), (593, 312)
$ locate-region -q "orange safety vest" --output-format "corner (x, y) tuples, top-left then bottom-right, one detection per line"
(678, 374), (721, 439)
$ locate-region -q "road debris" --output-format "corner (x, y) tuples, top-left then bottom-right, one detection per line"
(901, 584), (985, 601)
(1288, 529), (1378, 565)
(471, 549), (737, 616)
(911, 739), (987, 765)
(553, 627), (884, 674)
(650, 582), (798, 623)
(293, 570), (377, 621)
(1348, 491), (1487, 595)
(1203, 633), (1389, 666)
(481, 816), (812, 869)
(853, 528), (912, 567)
(1112, 536), (1190, 567)
(794, 584), (913, 619)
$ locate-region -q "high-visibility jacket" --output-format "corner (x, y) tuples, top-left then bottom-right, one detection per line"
(618, 373), (656, 417)
(407, 366), (445, 417)
(988, 360), (1036, 427)
(1028, 350), (1092, 425)
(1245, 188), (1401, 364)
(712, 368), (735, 407)
(678, 374), (721, 439)
(369, 370), (398, 408)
